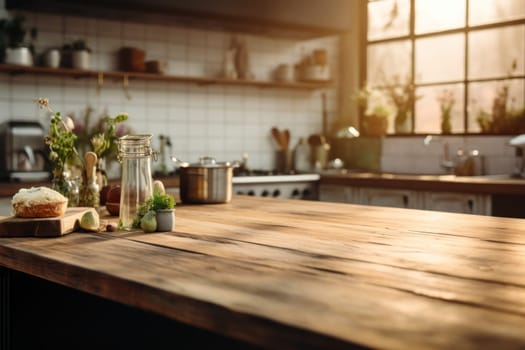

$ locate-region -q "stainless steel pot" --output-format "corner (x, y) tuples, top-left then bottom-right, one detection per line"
(174, 156), (238, 204)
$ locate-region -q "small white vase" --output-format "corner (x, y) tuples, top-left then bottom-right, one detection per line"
(72, 50), (90, 70)
(5, 47), (33, 66)
(43, 49), (61, 68)
(156, 209), (175, 232)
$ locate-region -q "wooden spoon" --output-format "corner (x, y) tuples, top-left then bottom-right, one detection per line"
(84, 151), (98, 181)
(271, 127), (282, 150)
(283, 129), (290, 150)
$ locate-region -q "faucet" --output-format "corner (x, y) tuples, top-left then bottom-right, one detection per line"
(423, 135), (482, 176)
(423, 135), (455, 174)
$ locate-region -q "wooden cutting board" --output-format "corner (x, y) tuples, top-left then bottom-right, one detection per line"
(0, 207), (96, 237)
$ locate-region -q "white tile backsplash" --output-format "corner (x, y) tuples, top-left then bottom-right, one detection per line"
(381, 136), (517, 175)
(1, 7), (338, 170)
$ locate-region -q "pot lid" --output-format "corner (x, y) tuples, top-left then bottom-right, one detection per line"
(173, 156), (236, 168)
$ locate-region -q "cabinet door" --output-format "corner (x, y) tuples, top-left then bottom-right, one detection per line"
(359, 188), (420, 209)
(319, 185), (356, 203)
(424, 192), (491, 215)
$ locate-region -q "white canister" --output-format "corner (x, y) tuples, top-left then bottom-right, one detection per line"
(5, 47), (33, 66)
(43, 49), (61, 68)
(72, 50), (90, 70)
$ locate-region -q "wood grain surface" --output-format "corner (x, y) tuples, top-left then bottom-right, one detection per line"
(1, 196), (525, 349)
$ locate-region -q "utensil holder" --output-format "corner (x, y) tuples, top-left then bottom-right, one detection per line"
(275, 150), (292, 174)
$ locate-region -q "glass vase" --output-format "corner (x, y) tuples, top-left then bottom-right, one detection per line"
(52, 170), (80, 207)
(394, 110), (412, 134)
(441, 111), (452, 134)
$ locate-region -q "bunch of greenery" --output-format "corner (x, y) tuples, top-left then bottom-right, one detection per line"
(475, 60), (525, 133)
(383, 75), (421, 126)
(62, 39), (92, 53)
(437, 89), (455, 134)
(72, 106), (130, 161)
(39, 98), (79, 178)
(90, 113), (129, 159)
(0, 15), (38, 60)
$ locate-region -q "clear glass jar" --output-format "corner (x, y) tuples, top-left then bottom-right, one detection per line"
(79, 167), (100, 208)
(118, 135), (154, 230)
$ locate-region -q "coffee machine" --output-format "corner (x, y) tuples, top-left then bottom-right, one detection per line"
(0, 121), (50, 182)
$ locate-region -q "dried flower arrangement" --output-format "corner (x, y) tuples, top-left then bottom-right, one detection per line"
(475, 60), (525, 134)
(383, 75), (421, 133)
(437, 89), (455, 134)
(37, 98), (129, 204)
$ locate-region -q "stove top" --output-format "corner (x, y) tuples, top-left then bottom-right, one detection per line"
(233, 169), (320, 184)
(234, 169), (296, 177)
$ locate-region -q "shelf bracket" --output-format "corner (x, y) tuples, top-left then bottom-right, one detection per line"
(123, 74), (131, 100)
(96, 72), (104, 96)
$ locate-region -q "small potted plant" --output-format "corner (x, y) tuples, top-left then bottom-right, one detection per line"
(384, 75), (422, 134)
(437, 89), (455, 134)
(363, 105), (389, 137)
(355, 84), (390, 137)
(0, 15), (37, 66)
(133, 182), (176, 232)
(62, 39), (91, 69)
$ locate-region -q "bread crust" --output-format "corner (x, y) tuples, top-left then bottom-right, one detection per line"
(13, 202), (67, 218)
(12, 187), (68, 218)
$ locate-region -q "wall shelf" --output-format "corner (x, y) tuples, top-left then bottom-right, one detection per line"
(0, 64), (333, 90)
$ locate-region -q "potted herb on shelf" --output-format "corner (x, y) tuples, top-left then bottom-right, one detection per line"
(384, 75), (421, 134)
(355, 84), (390, 136)
(363, 105), (389, 137)
(0, 15), (37, 66)
(62, 39), (91, 69)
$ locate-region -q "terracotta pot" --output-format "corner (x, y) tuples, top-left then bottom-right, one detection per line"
(363, 115), (388, 137)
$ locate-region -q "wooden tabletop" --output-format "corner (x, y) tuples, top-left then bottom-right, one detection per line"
(1, 196), (525, 349)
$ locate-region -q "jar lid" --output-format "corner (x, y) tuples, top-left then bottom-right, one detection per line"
(117, 134), (153, 159)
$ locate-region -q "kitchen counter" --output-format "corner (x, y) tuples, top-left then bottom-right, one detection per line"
(320, 172), (525, 195)
(0, 176), (180, 197)
(2, 196), (525, 349)
(1, 172), (523, 198)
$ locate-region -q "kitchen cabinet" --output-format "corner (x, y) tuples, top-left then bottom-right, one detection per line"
(358, 188), (420, 209)
(319, 184), (491, 215)
(422, 192), (491, 215)
(318, 185), (355, 203)
(0, 64), (332, 91)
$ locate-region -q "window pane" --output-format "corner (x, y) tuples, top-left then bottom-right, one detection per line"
(415, 0), (466, 34)
(468, 26), (525, 79)
(468, 79), (525, 133)
(367, 40), (411, 86)
(368, 0), (410, 40)
(469, 0), (525, 26)
(415, 84), (465, 134)
(415, 34), (465, 83)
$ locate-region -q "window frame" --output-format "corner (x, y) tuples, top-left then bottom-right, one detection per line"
(362, 0), (525, 136)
